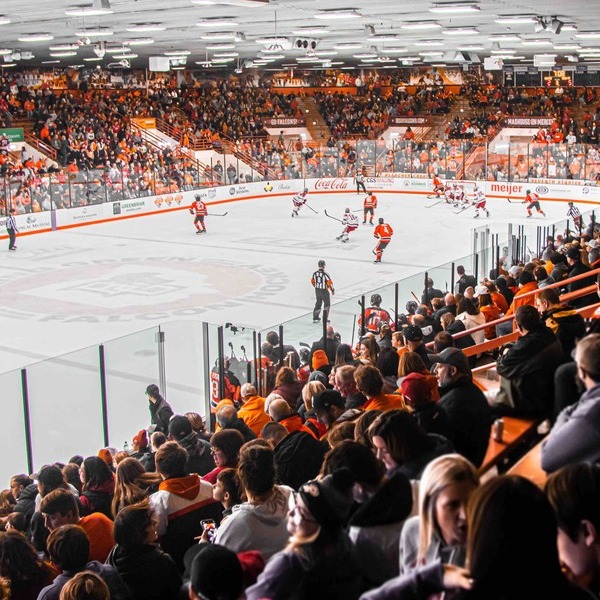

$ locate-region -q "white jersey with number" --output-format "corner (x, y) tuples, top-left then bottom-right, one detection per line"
(343, 212), (359, 227)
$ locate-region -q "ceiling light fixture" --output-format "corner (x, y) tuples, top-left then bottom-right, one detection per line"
(332, 42), (363, 49)
(18, 34), (54, 42)
(292, 26), (330, 35)
(401, 22), (441, 30)
(164, 50), (191, 56)
(196, 18), (239, 27)
(0, 49), (12, 55)
(429, 3), (479, 13)
(50, 51), (78, 57)
(458, 45), (485, 50)
(213, 51), (239, 57)
(314, 9), (361, 20)
(124, 38), (155, 45)
(353, 52), (377, 59)
(49, 44), (79, 51)
(125, 24), (166, 32)
(75, 28), (114, 36)
(367, 34), (400, 42)
(576, 32), (600, 39)
(42, 60), (61, 64)
(442, 27), (478, 35)
(521, 39), (553, 46)
(0, 16), (11, 25)
(414, 40), (444, 47)
(65, 4), (113, 16)
(83, 56), (103, 61)
(205, 43), (235, 50)
(201, 31), (241, 40)
(495, 16), (536, 24)
(419, 51), (444, 56)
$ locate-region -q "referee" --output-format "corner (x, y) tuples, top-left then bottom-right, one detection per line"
(567, 201), (584, 232)
(311, 260), (334, 323)
(6, 208), (18, 251)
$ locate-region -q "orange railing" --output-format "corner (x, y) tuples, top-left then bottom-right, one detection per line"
(24, 131), (57, 161)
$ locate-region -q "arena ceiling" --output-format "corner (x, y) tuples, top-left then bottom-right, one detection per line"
(1, 0), (600, 72)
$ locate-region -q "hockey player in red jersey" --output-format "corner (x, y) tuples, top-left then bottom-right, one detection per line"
(189, 194), (208, 233)
(358, 293), (394, 334)
(336, 207), (359, 243)
(523, 189), (546, 218)
(373, 217), (393, 263)
(292, 188), (309, 217)
(363, 191), (378, 225)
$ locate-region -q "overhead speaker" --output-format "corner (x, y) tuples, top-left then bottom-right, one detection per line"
(294, 38), (318, 50)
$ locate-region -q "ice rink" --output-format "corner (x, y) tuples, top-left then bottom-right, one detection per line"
(0, 189), (575, 374)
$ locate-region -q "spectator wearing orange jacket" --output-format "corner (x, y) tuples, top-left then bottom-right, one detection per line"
(237, 383), (270, 438)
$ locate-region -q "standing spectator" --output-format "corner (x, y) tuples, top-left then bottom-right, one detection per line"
(146, 384), (173, 435)
(79, 457), (114, 519)
(454, 265), (476, 295)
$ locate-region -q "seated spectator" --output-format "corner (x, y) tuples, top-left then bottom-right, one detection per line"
(267, 398), (317, 439)
(322, 441), (413, 582)
(333, 365), (367, 409)
(40, 488), (114, 564)
(399, 454), (479, 575)
(216, 405), (257, 443)
(212, 468), (242, 519)
(38, 524), (126, 600)
(111, 457), (161, 517)
(58, 571), (110, 600)
(566, 246), (597, 308)
(354, 365), (405, 412)
(270, 367), (305, 412)
(456, 297), (486, 345)
(477, 291), (502, 340)
(541, 334), (600, 473)
(535, 287), (586, 359)
(237, 383), (270, 438)
(62, 464), (83, 494)
(140, 431), (166, 473)
(204, 429), (246, 486)
(187, 544), (244, 600)
(548, 251), (569, 283)
(534, 265), (556, 288)
(79, 457), (115, 519)
(184, 412), (211, 443)
(369, 409), (453, 480)
(377, 347), (401, 392)
(431, 348), (492, 467)
(495, 305), (564, 419)
(402, 325), (433, 369)
(358, 336), (380, 367)
(107, 500), (182, 600)
(150, 442), (220, 571)
(246, 470), (360, 600)
(397, 352), (440, 401)
(261, 422), (325, 491)
(313, 389), (362, 432)
(400, 372), (451, 439)
(545, 463), (600, 597)
(129, 430), (150, 462)
(441, 313), (476, 354)
(168, 415), (215, 476)
(0, 530), (57, 599)
(213, 444), (293, 560)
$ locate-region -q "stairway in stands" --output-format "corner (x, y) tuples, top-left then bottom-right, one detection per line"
(297, 96), (332, 143)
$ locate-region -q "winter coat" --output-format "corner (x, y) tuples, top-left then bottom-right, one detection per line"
(272, 380), (305, 412)
(456, 311), (486, 344)
(238, 394), (270, 437)
(149, 397), (173, 434)
(106, 543), (182, 600)
(80, 479), (114, 519)
(246, 532), (361, 600)
(224, 417), (257, 443)
(176, 431), (215, 476)
(542, 382), (600, 473)
(395, 434), (455, 481)
(274, 430), (326, 491)
(13, 483), (38, 527)
(438, 376), (493, 467)
(349, 471), (413, 584)
(568, 261), (597, 308)
(542, 304), (586, 359)
(495, 324), (565, 418)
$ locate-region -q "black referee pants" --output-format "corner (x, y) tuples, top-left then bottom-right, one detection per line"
(313, 289), (330, 321)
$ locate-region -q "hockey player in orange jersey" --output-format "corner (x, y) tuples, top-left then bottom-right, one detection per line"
(373, 217), (393, 263)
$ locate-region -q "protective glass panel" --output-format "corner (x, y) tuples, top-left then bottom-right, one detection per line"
(27, 345), (104, 467)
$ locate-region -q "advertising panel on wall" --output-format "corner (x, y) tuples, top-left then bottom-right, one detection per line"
(0, 211), (52, 235)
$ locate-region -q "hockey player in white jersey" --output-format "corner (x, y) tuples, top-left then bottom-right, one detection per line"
(472, 185), (490, 218)
(336, 208), (359, 243)
(291, 188), (309, 217)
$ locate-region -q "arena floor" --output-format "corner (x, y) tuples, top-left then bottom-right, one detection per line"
(0, 190), (572, 374)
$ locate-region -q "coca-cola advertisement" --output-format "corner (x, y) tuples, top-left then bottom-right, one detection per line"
(313, 178), (350, 191)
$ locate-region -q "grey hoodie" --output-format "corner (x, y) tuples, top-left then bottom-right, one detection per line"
(213, 484), (293, 560)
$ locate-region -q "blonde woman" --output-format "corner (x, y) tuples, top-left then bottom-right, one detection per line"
(398, 454), (479, 575)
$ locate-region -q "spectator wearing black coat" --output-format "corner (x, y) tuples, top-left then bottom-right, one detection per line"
(216, 405), (257, 443)
(168, 416), (215, 476)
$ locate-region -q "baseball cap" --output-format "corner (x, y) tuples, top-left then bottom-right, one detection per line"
(587, 239), (598, 249)
(402, 325), (423, 342)
(429, 347), (471, 375)
(168, 415), (192, 440)
(473, 285), (489, 298)
(566, 247), (581, 261)
(313, 389), (345, 412)
(30, 465), (64, 487)
(400, 372), (432, 404)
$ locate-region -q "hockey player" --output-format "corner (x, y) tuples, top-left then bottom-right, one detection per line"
(363, 191), (377, 225)
(373, 217), (393, 263)
(523, 189), (546, 218)
(189, 193), (208, 234)
(432, 175), (445, 198)
(292, 188), (309, 217)
(444, 184), (455, 204)
(472, 185), (490, 218)
(358, 293), (394, 335)
(566, 201), (584, 232)
(452, 182), (466, 207)
(336, 207), (359, 243)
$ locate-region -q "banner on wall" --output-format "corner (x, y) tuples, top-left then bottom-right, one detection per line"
(391, 117), (429, 126)
(0, 128), (24, 143)
(0, 211), (52, 234)
(131, 117), (157, 129)
(503, 117), (555, 127)
(263, 117), (305, 127)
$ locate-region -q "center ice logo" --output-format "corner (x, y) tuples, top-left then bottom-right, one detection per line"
(67, 273), (185, 298)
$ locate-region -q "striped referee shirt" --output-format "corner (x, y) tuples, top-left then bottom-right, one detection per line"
(311, 269), (333, 290)
(567, 205), (582, 219)
(5, 214), (17, 232)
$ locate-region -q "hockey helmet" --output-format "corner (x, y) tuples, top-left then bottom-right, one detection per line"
(318, 260), (326, 268)
(568, 201), (573, 206)
(304, 187), (308, 193)
(194, 193), (202, 200)
(345, 207), (350, 213)
(371, 293), (382, 306)
(526, 189), (531, 194)
(299, 347), (310, 363)
(406, 300), (418, 315)
(367, 191), (373, 195)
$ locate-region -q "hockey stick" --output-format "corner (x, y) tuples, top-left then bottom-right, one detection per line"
(352, 209), (364, 213)
(506, 198), (519, 204)
(425, 199), (442, 209)
(453, 205), (471, 215)
(411, 291), (420, 303)
(324, 210), (343, 223)
(304, 203), (319, 214)
(208, 211), (228, 216)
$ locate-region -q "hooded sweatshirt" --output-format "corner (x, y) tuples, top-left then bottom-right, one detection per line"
(107, 543), (182, 600)
(214, 484), (293, 560)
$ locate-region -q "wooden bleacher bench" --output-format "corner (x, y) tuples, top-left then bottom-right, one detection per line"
(478, 416), (540, 476)
(507, 438), (548, 489)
